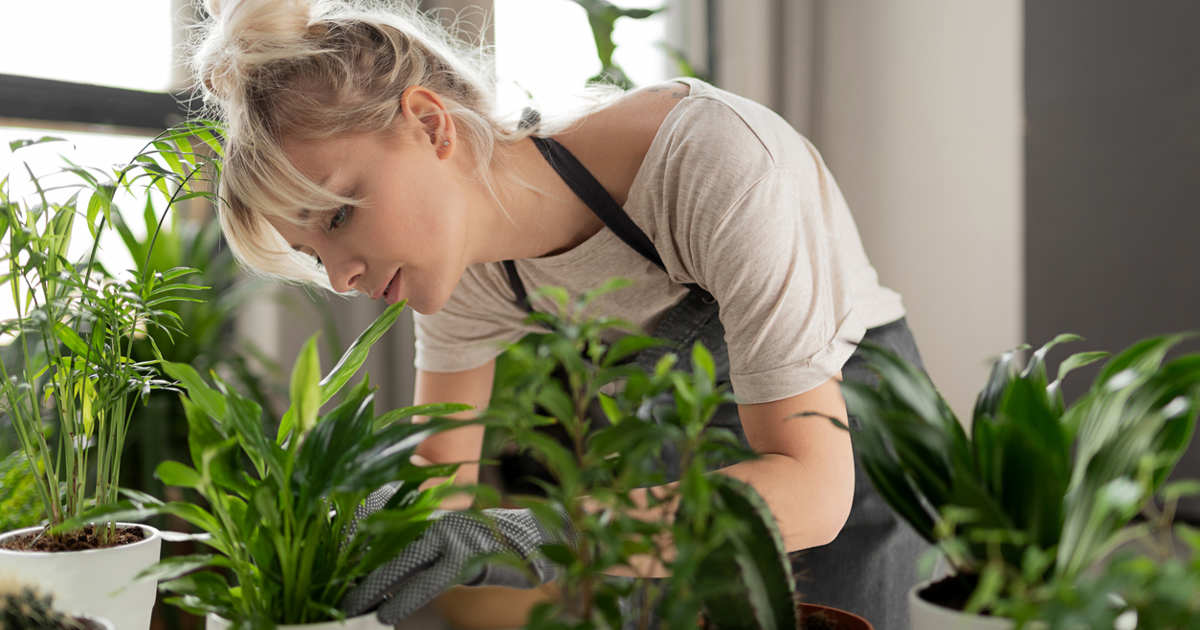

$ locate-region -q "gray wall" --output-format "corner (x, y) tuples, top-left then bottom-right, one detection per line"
(1025, 0), (1200, 518)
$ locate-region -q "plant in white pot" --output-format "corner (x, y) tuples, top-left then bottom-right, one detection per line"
(0, 133), (210, 628)
(820, 333), (1200, 629)
(61, 301), (470, 629)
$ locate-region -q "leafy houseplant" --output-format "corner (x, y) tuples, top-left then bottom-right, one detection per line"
(828, 333), (1200, 628)
(480, 281), (869, 630)
(1012, 480), (1200, 630)
(0, 133), (215, 628)
(57, 301), (470, 629)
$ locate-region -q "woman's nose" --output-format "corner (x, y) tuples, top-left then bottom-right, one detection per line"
(323, 254), (366, 293)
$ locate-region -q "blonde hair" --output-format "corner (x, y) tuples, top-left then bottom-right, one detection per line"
(191, 0), (615, 288)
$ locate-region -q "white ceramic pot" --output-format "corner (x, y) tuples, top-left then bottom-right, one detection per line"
(206, 612), (391, 629)
(908, 579), (1016, 630)
(0, 523), (162, 630)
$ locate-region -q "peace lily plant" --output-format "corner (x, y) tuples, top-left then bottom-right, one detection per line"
(821, 333), (1200, 629)
(56, 301), (468, 629)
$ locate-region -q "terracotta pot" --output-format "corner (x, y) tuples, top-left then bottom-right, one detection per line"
(0, 523), (162, 630)
(206, 612), (390, 629)
(797, 602), (873, 629)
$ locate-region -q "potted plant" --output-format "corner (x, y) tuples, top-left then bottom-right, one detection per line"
(0, 579), (115, 630)
(821, 333), (1200, 629)
(58, 301), (471, 629)
(478, 281), (871, 629)
(1004, 479), (1200, 629)
(0, 134), (208, 628)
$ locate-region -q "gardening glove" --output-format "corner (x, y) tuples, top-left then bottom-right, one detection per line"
(342, 486), (572, 623)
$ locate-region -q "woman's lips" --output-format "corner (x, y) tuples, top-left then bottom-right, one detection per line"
(383, 268), (403, 304)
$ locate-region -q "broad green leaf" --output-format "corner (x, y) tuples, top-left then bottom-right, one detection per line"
(156, 460), (202, 489)
(318, 301), (406, 404)
(289, 334), (322, 437)
(165, 361), (228, 423)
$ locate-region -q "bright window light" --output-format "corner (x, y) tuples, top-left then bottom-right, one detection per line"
(494, 0), (669, 116)
(1, 128), (158, 324)
(0, 1), (173, 92)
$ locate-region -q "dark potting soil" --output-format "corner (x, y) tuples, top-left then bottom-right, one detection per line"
(918, 572), (985, 615)
(0, 524), (145, 552)
(74, 616), (106, 630)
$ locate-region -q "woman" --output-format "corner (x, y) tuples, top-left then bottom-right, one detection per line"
(193, 1), (929, 627)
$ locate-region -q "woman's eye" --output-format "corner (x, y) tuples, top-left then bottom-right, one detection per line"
(328, 205), (351, 230)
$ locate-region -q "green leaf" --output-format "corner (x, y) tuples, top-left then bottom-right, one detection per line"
(52, 321), (91, 356)
(165, 361), (228, 424)
(692, 341), (716, 383)
(288, 334), (322, 437)
(9, 136), (67, 152)
(373, 402), (473, 428)
(602, 334), (666, 367)
(317, 300), (405, 402)
(156, 460), (202, 489)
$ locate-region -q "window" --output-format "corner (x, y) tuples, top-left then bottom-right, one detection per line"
(494, 0), (671, 115)
(0, 2), (174, 92)
(0, 127), (159, 324)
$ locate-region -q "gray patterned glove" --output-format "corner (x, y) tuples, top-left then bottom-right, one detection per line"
(341, 486), (571, 623)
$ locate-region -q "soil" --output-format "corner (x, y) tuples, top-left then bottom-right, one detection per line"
(918, 572), (986, 614)
(0, 524), (146, 552)
(74, 616), (105, 630)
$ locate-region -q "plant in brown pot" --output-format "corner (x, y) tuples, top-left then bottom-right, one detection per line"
(815, 333), (1200, 629)
(479, 281), (872, 630)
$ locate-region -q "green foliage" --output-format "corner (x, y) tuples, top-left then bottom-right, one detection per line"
(0, 581), (89, 630)
(0, 133), (208, 543)
(1008, 481), (1200, 629)
(833, 333), (1200, 619)
(566, 0), (706, 89)
(52, 302), (470, 629)
(0, 450), (44, 532)
(483, 281), (794, 630)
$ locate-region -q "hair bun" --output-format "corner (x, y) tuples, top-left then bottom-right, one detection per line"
(193, 0), (314, 104)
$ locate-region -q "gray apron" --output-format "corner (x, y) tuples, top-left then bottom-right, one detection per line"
(499, 136), (929, 630)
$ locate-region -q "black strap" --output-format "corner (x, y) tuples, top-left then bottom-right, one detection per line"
(502, 135), (713, 312)
(530, 136), (667, 271)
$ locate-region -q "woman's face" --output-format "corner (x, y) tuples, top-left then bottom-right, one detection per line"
(268, 110), (473, 315)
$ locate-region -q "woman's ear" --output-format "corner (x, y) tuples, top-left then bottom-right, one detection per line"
(399, 85), (456, 157)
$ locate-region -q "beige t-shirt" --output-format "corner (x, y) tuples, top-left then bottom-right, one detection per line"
(413, 78), (905, 404)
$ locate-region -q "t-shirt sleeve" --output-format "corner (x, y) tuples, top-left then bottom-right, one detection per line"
(689, 164), (868, 404)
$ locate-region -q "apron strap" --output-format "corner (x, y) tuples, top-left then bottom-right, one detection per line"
(503, 135), (712, 312)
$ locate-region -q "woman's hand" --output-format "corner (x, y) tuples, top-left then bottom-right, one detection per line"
(341, 492), (570, 623)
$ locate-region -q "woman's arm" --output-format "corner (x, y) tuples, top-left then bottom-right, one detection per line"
(411, 361), (495, 510)
(600, 376), (855, 578)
